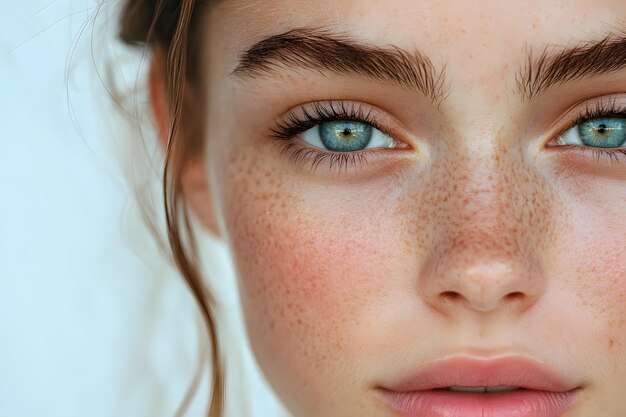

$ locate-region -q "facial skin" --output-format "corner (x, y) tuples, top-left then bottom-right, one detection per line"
(153, 1), (626, 415)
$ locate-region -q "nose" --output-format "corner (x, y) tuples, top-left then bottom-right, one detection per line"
(416, 143), (552, 316)
(447, 261), (526, 312)
(419, 243), (543, 314)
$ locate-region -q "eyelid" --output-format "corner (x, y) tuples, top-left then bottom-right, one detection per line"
(543, 94), (626, 148)
(269, 100), (419, 175)
(271, 100), (415, 147)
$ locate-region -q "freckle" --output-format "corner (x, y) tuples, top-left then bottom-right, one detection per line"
(609, 338), (615, 349)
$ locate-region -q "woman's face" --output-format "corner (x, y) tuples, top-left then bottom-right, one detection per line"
(193, 0), (626, 416)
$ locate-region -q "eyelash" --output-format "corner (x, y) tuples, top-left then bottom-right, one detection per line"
(269, 102), (395, 173)
(270, 101), (389, 140)
(270, 100), (626, 173)
(556, 100), (626, 163)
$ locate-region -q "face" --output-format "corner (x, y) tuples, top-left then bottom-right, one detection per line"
(186, 1), (626, 416)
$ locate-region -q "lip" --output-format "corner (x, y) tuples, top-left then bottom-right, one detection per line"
(377, 356), (582, 417)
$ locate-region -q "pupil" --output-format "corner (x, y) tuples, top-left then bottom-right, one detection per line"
(597, 124), (607, 134)
(343, 128), (352, 136)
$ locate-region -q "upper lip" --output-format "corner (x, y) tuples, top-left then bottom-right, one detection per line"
(382, 356), (579, 393)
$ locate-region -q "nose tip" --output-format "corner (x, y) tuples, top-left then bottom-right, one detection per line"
(423, 259), (542, 315)
(445, 262), (526, 312)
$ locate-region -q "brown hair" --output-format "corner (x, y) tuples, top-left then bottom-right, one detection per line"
(119, 1), (223, 416)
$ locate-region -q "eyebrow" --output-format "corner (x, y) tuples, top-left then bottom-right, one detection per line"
(231, 28), (447, 104)
(517, 30), (626, 99)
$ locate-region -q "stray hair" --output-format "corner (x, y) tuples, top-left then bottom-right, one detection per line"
(119, 1), (224, 416)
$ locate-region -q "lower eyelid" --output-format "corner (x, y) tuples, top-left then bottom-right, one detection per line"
(280, 142), (372, 174)
(276, 138), (415, 176)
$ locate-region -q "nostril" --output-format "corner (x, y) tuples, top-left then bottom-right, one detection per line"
(505, 292), (525, 301)
(438, 290), (526, 308)
(440, 291), (462, 302)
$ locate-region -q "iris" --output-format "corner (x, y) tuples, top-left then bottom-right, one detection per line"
(319, 121), (373, 152)
(578, 118), (626, 148)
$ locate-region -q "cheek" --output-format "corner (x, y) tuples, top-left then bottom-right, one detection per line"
(215, 150), (410, 400)
(226, 180), (396, 352)
(576, 231), (626, 344)
(557, 196), (626, 357)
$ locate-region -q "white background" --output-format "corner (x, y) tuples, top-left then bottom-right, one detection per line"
(0, 1), (287, 416)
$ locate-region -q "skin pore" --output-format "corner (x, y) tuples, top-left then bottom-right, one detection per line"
(150, 0), (626, 416)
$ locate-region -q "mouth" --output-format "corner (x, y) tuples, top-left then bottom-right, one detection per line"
(376, 356), (582, 417)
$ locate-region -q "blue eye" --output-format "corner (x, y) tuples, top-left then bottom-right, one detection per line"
(559, 117), (626, 148)
(300, 120), (396, 152)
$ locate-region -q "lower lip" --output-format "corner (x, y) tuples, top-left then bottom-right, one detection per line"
(378, 388), (581, 417)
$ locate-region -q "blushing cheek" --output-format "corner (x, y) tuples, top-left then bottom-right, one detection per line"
(217, 151), (402, 402)
(230, 196), (390, 344)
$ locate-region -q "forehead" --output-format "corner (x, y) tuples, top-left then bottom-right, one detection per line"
(205, 0), (626, 111)
(209, 0), (625, 52)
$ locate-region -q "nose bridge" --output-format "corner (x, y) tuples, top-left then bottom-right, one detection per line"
(418, 140), (550, 315)
(442, 142), (526, 248)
